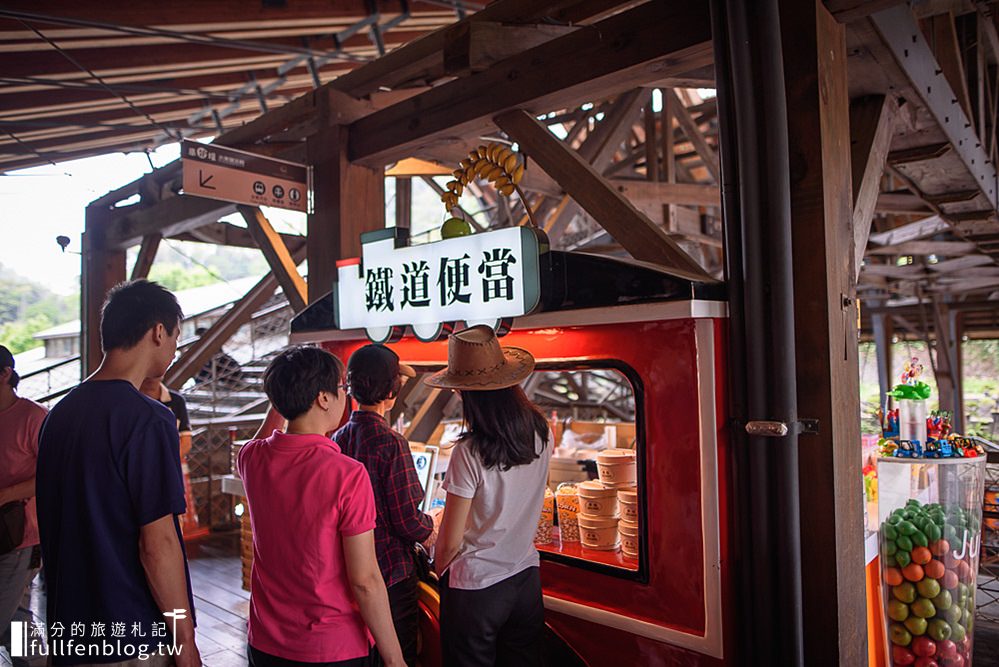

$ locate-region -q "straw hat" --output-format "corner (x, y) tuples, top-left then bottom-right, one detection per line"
(424, 325), (534, 390)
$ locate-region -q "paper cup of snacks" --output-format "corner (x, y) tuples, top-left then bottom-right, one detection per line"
(619, 519), (640, 559)
(596, 448), (637, 488)
(556, 483), (581, 542)
(579, 515), (620, 551)
(578, 480), (618, 518)
(617, 487), (639, 523)
(535, 487), (555, 545)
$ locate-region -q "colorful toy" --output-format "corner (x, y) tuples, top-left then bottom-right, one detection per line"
(894, 440), (922, 458)
(890, 357), (932, 401)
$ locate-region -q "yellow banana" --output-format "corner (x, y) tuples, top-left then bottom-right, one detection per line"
(486, 165), (504, 181)
(496, 147), (512, 166)
(498, 183), (515, 196)
(464, 165), (476, 182)
(494, 176), (510, 189)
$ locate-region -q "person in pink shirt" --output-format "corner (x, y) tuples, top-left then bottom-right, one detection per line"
(238, 345), (404, 667)
(0, 344), (47, 667)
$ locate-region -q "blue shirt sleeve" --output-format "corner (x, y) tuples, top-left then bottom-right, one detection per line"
(121, 413), (187, 526)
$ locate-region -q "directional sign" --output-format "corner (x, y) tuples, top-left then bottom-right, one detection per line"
(181, 140), (311, 213)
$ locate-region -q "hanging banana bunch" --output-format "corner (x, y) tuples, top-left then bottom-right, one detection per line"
(440, 142), (537, 228)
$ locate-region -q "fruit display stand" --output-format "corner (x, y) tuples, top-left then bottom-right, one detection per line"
(878, 457), (986, 666)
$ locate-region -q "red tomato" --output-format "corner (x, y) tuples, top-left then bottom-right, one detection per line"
(892, 645), (916, 666)
(911, 636), (936, 657)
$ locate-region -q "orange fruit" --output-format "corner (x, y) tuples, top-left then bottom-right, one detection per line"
(930, 539), (950, 557)
(885, 567), (904, 586)
(911, 546), (932, 565)
(923, 559), (945, 580)
(902, 562), (925, 582)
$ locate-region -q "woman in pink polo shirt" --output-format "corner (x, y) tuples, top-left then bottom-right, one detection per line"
(238, 346), (404, 667)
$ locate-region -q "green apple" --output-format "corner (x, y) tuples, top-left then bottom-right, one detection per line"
(933, 589), (953, 611)
(943, 605), (962, 624)
(910, 598), (936, 619)
(916, 578), (941, 599)
(894, 582), (917, 603)
(950, 622), (966, 642)
(904, 616), (927, 636)
(887, 599), (910, 622)
(927, 618), (952, 641)
(889, 623), (913, 647)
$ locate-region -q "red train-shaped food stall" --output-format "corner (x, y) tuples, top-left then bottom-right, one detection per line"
(288, 226), (734, 665)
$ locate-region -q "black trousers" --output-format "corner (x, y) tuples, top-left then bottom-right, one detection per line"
(248, 645), (371, 667)
(440, 567), (543, 667)
(377, 574), (419, 667)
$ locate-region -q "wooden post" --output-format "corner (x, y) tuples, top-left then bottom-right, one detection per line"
(948, 308), (965, 431)
(395, 177), (412, 229)
(307, 122), (385, 303)
(871, 307), (894, 410)
(780, 1), (866, 665)
(81, 205), (126, 377)
(643, 92), (659, 182)
(661, 88), (677, 231)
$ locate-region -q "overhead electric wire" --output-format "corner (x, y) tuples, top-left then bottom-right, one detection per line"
(16, 19), (184, 142)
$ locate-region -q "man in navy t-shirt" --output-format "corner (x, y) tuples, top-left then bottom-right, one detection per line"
(36, 280), (199, 667)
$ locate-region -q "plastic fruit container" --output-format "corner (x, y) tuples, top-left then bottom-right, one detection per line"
(578, 480), (619, 518)
(596, 448), (637, 488)
(579, 515), (620, 551)
(877, 457), (985, 666)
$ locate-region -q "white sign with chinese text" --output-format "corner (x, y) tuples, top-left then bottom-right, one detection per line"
(335, 227), (542, 341)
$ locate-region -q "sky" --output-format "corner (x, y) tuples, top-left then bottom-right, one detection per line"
(0, 142), (312, 296)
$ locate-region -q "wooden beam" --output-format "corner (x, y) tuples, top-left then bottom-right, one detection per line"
(239, 205), (308, 313)
(306, 120), (384, 303)
(823, 0), (905, 23)
(781, 1), (865, 664)
(926, 12), (974, 122)
(871, 5), (998, 210)
(868, 215), (949, 245)
(81, 205), (126, 376)
(172, 221), (306, 252)
(164, 247), (304, 389)
(666, 88), (720, 182)
(867, 240), (977, 255)
(404, 387), (455, 443)
(105, 194), (236, 249)
(495, 109), (712, 281)
(443, 22), (578, 76)
(850, 95), (897, 279)
(643, 94), (659, 182)
(609, 180), (721, 207)
(130, 233), (161, 281)
(874, 191), (933, 215)
(348, 1), (713, 166)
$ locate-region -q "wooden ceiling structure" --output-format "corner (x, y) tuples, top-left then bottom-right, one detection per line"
(0, 0), (474, 173)
(8, 1), (999, 663)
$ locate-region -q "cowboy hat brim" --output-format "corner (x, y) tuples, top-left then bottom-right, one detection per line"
(423, 346), (535, 390)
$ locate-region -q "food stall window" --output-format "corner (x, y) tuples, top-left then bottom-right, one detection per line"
(403, 360), (644, 580)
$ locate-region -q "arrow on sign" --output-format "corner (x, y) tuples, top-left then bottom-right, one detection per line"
(198, 170), (216, 189)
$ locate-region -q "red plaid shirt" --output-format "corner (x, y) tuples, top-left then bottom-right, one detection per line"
(333, 410), (433, 586)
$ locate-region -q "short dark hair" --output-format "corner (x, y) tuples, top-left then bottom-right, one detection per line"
(263, 346), (343, 420)
(347, 345), (402, 405)
(101, 280), (183, 352)
(459, 386), (549, 471)
(7, 369), (19, 390)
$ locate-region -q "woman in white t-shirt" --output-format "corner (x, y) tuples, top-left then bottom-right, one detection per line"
(426, 325), (551, 667)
